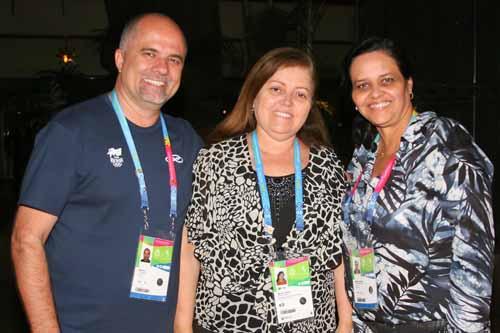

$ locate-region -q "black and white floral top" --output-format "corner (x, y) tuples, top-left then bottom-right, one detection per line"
(186, 135), (345, 332)
(341, 112), (495, 333)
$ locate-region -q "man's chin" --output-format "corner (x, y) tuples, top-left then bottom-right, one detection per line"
(141, 95), (170, 109)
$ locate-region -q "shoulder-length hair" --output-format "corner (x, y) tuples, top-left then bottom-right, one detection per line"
(209, 47), (330, 146)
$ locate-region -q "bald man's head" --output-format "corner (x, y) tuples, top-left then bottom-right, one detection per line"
(114, 13), (188, 115)
(119, 13), (187, 53)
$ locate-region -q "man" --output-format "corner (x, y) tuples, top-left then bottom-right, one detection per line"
(11, 13), (203, 333)
(141, 248), (151, 263)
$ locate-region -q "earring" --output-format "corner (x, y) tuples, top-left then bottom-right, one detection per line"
(251, 104), (255, 113)
(355, 106), (359, 111)
(410, 92), (414, 100)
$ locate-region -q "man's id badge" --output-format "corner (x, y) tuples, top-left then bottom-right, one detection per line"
(130, 234), (173, 302)
(351, 247), (378, 310)
(269, 256), (314, 324)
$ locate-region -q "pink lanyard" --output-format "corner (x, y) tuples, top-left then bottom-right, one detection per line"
(344, 156), (396, 226)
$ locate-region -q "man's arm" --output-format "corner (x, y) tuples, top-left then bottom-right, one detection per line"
(11, 205), (60, 333)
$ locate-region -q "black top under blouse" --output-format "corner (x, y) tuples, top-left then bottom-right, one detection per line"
(265, 173), (296, 249)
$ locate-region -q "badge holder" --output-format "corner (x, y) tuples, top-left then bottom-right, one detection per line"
(350, 244), (378, 310)
(252, 131), (314, 324)
(110, 90), (179, 303)
(129, 211), (176, 302)
(343, 153), (396, 311)
(269, 248), (314, 324)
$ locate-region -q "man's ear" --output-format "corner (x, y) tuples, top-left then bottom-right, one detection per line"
(115, 49), (124, 73)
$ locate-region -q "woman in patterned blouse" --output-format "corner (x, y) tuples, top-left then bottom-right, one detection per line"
(341, 37), (494, 333)
(175, 47), (353, 332)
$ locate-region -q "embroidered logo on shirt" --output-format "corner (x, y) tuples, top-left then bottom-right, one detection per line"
(165, 154), (184, 164)
(107, 147), (124, 167)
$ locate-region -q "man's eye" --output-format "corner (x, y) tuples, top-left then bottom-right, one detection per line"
(169, 57), (181, 65)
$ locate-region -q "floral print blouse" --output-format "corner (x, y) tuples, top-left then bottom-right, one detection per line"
(341, 112), (495, 333)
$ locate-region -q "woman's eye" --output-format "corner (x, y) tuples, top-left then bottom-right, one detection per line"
(297, 91), (308, 99)
(270, 87), (281, 93)
(382, 77), (394, 84)
(355, 83), (368, 90)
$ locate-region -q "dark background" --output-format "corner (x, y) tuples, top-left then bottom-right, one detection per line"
(1, 0), (499, 331)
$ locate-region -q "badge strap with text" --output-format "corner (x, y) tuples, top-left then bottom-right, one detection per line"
(109, 90), (179, 302)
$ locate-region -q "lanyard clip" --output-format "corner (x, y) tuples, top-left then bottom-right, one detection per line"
(170, 215), (176, 232)
(275, 247), (286, 261)
(142, 207), (150, 230)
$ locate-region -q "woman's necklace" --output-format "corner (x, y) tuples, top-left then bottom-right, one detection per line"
(376, 143), (399, 158)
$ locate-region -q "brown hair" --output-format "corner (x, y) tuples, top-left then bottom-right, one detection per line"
(209, 47), (330, 146)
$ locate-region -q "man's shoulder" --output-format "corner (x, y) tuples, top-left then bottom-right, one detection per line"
(162, 113), (198, 139)
(51, 94), (112, 129)
(163, 114), (204, 157)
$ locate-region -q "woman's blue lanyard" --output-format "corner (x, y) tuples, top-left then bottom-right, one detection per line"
(110, 90), (177, 231)
(343, 155), (396, 227)
(251, 131), (304, 237)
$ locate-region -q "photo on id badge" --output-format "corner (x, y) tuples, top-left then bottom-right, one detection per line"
(276, 270), (288, 287)
(141, 247), (151, 264)
(353, 258), (361, 276)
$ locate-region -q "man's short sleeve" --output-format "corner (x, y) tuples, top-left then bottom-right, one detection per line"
(19, 121), (80, 217)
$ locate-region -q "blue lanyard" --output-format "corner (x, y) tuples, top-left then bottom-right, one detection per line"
(110, 90), (177, 230)
(251, 131), (304, 236)
(343, 156), (395, 227)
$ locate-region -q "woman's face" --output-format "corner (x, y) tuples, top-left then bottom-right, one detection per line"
(350, 50), (413, 131)
(253, 65), (313, 142)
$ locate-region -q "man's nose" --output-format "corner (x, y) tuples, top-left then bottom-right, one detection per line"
(154, 58), (169, 75)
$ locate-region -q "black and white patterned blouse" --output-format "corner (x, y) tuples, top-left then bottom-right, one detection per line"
(341, 112), (495, 333)
(186, 135), (345, 332)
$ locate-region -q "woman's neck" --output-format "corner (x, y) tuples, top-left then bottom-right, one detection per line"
(248, 129), (309, 177)
(376, 108), (413, 157)
(377, 132), (401, 158)
(255, 130), (296, 156)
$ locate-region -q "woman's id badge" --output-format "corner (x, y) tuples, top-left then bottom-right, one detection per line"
(129, 234), (174, 302)
(351, 247), (378, 310)
(269, 256), (314, 324)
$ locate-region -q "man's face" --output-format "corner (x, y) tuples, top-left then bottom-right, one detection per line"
(115, 15), (187, 111)
(143, 248), (151, 260)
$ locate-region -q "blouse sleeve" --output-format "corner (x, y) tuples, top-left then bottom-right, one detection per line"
(442, 124), (495, 333)
(185, 148), (211, 248)
(312, 149), (346, 270)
